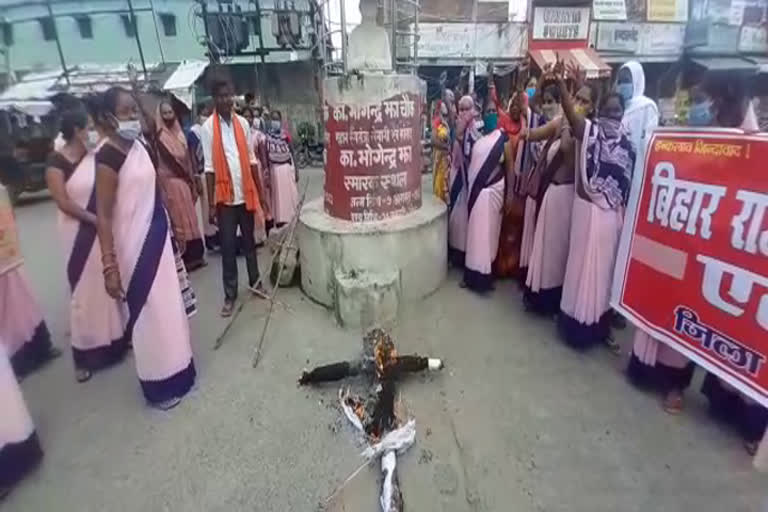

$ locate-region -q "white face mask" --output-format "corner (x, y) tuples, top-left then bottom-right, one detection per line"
(115, 118), (142, 141)
(85, 129), (101, 150)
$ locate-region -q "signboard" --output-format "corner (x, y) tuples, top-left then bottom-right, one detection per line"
(739, 25), (768, 52)
(323, 91), (423, 222)
(647, 0), (689, 21)
(593, 0), (628, 20)
(639, 23), (686, 54)
(613, 129), (768, 408)
(417, 23), (527, 59)
(0, 185), (22, 275)
(532, 7), (590, 40)
(596, 22), (640, 52)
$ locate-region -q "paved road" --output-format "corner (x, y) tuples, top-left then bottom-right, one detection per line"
(4, 168), (767, 512)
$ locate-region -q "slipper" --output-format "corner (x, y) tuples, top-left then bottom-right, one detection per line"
(221, 301), (235, 317)
(75, 368), (92, 383)
(662, 391), (684, 415)
(604, 335), (622, 356)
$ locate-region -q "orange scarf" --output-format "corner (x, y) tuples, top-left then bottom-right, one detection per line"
(212, 112), (263, 221)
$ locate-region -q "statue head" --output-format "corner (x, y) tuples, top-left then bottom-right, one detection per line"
(359, 0), (378, 23)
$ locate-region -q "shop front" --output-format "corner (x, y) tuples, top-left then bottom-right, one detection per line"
(529, 4), (612, 79)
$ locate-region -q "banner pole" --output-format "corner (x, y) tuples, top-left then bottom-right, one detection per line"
(754, 431), (768, 472)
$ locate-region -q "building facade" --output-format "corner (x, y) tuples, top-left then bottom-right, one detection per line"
(0, 0), (320, 73)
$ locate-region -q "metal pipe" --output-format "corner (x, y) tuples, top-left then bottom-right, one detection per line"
(412, 0), (418, 75)
(389, 0), (396, 70)
(126, 0), (148, 81)
(339, 0), (347, 74)
(148, 0), (165, 64)
(254, 0), (267, 103)
(45, 0), (69, 85)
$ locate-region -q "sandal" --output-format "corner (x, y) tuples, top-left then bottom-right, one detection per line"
(75, 368), (92, 383)
(152, 396), (182, 411)
(662, 390), (684, 415)
(604, 335), (622, 356)
(45, 347), (63, 361)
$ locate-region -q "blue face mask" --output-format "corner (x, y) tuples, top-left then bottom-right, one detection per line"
(482, 113), (498, 133)
(616, 82), (633, 103)
(526, 87), (536, 99)
(688, 100), (714, 127)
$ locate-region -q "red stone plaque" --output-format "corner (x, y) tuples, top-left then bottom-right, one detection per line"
(323, 91), (423, 221)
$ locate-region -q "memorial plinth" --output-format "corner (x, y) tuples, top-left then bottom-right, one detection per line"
(298, 73), (447, 329)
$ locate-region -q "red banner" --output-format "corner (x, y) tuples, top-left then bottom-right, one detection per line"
(613, 129), (768, 407)
(323, 92), (422, 221)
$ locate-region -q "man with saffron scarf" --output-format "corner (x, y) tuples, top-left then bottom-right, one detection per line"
(201, 81), (266, 317)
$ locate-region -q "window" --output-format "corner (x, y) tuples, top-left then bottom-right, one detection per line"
(159, 13), (176, 37)
(120, 14), (136, 37)
(1, 23), (13, 47)
(75, 16), (93, 39)
(250, 14), (260, 35)
(38, 17), (56, 41)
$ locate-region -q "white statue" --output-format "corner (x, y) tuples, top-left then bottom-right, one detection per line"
(347, 0), (392, 72)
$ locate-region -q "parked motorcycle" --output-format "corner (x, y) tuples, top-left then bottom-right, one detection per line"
(295, 122), (325, 169)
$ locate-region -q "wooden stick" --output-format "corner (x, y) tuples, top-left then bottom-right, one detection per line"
(754, 429), (768, 472)
(320, 459), (371, 510)
(213, 200), (295, 350)
(248, 285), (293, 312)
(252, 181), (309, 367)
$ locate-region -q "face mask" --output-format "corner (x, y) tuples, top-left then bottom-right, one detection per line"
(616, 83), (633, 103)
(85, 129), (101, 150)
(269, 120), (282, 133)
(688, 101), (713, 127)
(526, 87), (536, 99)
(482, 113), (498, 133)
(115, 118), (142, 141)
(574, 104), (588, 117)
(541, 103), (559, 121)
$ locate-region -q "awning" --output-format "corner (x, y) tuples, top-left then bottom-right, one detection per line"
(529, 48), (611, 79)
(690, 57), (757, 72)
(163, 60), (208, 108)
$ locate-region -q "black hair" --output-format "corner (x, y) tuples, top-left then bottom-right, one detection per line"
(241, 106), (254, 117)
(60, 106), (89, 142)
(271, 109), (282, 119)
(244, 92), (254, 103)
(102, 86), (130, 116)
(703, 73), (749, 106)
(196, 102), (210, 117)
(210, 80), (231, 97)
(603, 91), (625, 111)
(541, 84), (561, 103)
(254, 106), (263, 115)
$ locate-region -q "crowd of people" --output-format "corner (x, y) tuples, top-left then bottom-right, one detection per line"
(0, 79), (300, 497)
(1, 59), (766, 498)
(432, 58), (767, 457)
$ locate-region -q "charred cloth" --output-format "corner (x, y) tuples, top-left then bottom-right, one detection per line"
(300, 328), (444, 512)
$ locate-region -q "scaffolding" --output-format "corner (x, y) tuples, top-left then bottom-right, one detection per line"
(389, 0), (421, 75)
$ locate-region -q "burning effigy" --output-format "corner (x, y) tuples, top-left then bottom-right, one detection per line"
(299, 328), (443, 512)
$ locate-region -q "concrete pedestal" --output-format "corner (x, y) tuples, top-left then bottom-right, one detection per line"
(298, 195), (447, 329)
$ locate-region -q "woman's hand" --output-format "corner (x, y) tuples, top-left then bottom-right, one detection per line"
(104, 267), (125, 300)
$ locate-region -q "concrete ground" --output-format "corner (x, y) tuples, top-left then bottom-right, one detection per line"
(4, 167), (767, 512)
